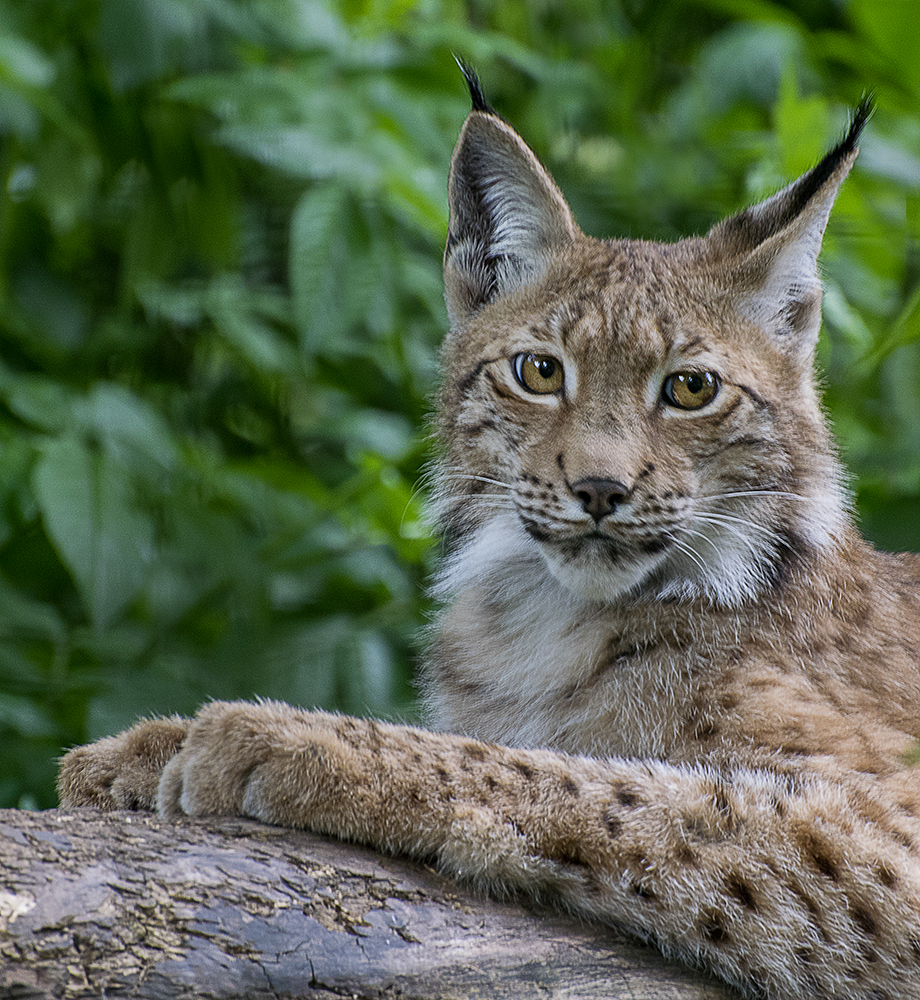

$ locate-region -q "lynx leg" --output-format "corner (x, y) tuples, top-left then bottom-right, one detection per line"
(153, 701), (920, 1000)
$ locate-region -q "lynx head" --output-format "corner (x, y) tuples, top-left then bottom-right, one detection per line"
(435, 68), (869, 608)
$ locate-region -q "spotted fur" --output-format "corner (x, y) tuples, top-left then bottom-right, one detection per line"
(58, 83), (920, 999)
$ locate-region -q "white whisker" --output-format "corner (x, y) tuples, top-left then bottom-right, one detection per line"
(684, 522), (765, 566)
(697, 489), (809, 504)
(693, 511), (791, 547)
(400, 476), (435, 532)
(667, 535), (709, 576)
(462, 500), (517, 511)
(442, 470), (514, 490)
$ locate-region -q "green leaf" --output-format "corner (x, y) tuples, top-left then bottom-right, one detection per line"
(204, 276), (298, 373)
(0, 575), (64, 642)
(0, 32), (55, 88)
(0, 694), (57, 738)
(848, 0), (920, 89)
(77, 384), (179, 474)
(33, 437), (153, 630)
(1, 373), (75, 432)
(290, 183), (350, 351)
(774, 70), (830, 176)
(861, 281), (920, 365)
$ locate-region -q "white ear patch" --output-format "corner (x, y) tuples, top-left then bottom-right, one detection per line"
(444, 113), (579, 323)
(730, 181), (841, 353)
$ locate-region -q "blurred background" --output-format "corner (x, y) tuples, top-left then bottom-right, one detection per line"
(0, 0), (918, 808)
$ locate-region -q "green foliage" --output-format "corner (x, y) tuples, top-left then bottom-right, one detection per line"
(0, 0), (918, 807)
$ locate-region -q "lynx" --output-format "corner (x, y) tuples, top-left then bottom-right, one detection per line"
(59, 70), (920, 999)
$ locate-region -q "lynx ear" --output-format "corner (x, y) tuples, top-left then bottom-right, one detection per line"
(708, 100), (871, 359)
(444, 68), (579, 326)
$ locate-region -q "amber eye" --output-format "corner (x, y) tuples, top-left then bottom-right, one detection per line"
(662, 371), (719, 410)
(512, 353), (564, 394)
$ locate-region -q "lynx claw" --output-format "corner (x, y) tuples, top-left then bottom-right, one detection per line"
(57, 717), (189, 811)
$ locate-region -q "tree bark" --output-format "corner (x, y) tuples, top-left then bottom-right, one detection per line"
(0, 807), (739, 999)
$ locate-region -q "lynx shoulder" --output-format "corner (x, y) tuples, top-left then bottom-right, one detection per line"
(58, 75), (920, 1000)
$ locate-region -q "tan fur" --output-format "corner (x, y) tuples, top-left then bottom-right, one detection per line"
(58, 94), (920, 998)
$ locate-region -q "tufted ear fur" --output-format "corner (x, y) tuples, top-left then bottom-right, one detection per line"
(707, 100), (871, 361)
(444, 66), (579, 327)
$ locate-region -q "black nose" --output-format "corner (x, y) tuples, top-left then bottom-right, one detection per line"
(572, 477), (630, 521)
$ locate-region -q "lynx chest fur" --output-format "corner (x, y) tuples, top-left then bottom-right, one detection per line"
(58, 75), (920, 1000)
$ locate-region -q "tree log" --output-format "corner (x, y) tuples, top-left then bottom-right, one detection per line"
(0, 807), (739, 999)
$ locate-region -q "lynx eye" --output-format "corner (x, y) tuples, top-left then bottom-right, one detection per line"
(662, 371), (719, 410)
(512, 353), (564, 394)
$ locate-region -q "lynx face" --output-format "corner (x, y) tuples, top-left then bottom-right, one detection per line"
(435, 92), (859, 608)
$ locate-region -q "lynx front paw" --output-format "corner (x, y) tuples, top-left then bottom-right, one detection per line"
(156, 701), (369, 833)
(57, 717), (189, 811)
(158, 700), (307, 819)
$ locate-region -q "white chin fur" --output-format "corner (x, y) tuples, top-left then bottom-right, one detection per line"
(435, 514), (663, 606)
(539, 545), (661, 602)
(435, 511), (786, 610)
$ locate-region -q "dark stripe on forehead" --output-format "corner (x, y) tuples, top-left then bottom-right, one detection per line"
(656, 309), (677, 340)
(599, 296), (623, 343)
(607, 242), (671, 293)
(526, 296), (594, 349)
(558, 297), (589, 347)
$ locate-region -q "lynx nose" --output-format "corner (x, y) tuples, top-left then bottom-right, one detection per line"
(572, 477), (630, 521)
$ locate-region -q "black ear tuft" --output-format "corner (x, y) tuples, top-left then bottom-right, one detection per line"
(711, 98), (871, 261)
(444, 78), (578, 325)
(785, 97), (873, 218)
(706, 100), (871, 359)
(453, 56), (496, 115)
(848, 96), (874, 146)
